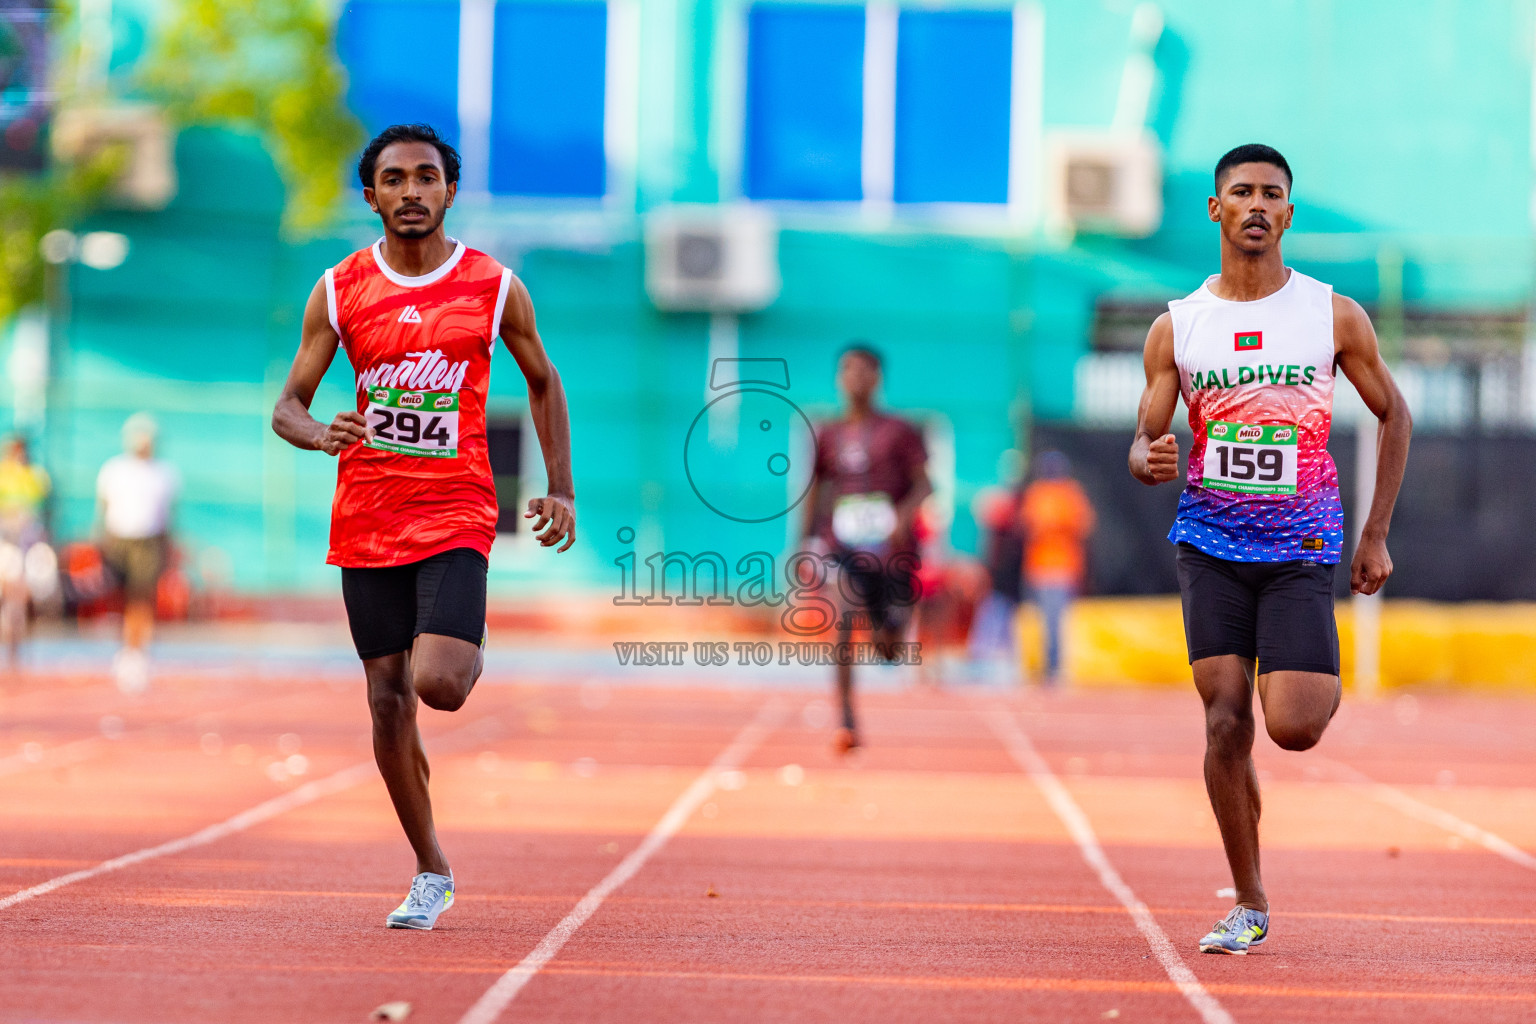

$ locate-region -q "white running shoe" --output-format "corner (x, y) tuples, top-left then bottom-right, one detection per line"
(386, 870), (454, 930)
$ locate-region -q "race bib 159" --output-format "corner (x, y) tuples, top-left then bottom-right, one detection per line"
(363, 386), (459, 458)
(1201, 421), (1297, 495)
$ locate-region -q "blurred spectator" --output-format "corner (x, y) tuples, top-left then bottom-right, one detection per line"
(0, 436), (50, 669)
(1020, 451), (1095, 686)
(0, 435), (49, 543)
(97, 413), (179, 693)
(967, 477), (1026, 683)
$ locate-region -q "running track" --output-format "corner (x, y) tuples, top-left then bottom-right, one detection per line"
(1, 666), (1533, 1023)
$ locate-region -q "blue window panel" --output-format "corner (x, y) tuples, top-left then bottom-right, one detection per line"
(337, 1), (461, 148)
(491, 2), (607, 197)
(745, 4), (864, 201)
(894, 9), (1012, 204)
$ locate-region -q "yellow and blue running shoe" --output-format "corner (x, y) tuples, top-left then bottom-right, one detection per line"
(387, 870), (454, 930)
(1199, 905), (1268, 954)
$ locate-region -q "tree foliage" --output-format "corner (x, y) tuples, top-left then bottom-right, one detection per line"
(139, 0), (363, 233)
(0, 152), (123, 324)
(0, 0), (358, 324)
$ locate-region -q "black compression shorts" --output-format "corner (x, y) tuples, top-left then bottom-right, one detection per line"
(1174, 542), (1339, 676)
(340, 547), (487, 660)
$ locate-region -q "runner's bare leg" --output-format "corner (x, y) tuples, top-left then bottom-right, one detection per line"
(1194, 655), (1267, 913)
(835, 619), (856, 733)
(1256, 670), (1341, 751)
(365, 653), (451, 877)
(411, 632), (482, 711)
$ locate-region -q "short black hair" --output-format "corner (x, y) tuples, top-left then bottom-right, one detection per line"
(839, 343), (883, 371)
(358, 123), (461, 189)
(1214, 144), (1292, 194)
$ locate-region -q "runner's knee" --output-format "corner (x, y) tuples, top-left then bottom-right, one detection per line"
(1204, 704), (1254, 755)
(1266, 715), (1327, 751)
(414, 668), (471, 712)
(368, 685), (415, 727)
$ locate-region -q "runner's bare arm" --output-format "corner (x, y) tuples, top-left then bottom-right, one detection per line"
(499, 274), (576, 552)
(1129, 313), (1181, 485)
(893, 459), (933, 547)
(800, 476), (823, 543)
(272, 278), (371, 455)
(1334, 293), (1412, 596)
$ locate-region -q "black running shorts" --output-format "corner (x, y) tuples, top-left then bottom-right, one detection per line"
(1174, 542), (1339, 676)
(833, 548), (919, 633)
(340, 547), (487, 660)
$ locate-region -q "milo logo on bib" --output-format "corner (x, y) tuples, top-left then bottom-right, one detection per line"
(1236, 425), (1263, 442)
(399, 392), (425, 409)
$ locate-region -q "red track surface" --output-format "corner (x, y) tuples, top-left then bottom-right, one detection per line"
(1, 668), (1534, 1023)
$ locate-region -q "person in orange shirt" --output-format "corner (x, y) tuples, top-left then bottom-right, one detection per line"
(1019, 451), (1096, 685)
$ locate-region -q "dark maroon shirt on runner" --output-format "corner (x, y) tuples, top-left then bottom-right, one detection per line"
(811, 413), (927, 549)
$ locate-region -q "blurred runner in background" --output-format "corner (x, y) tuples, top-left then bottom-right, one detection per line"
(97, 413), (179, 694)
(1019, 451), (1095, 686)
(803, 345), (930, 754)
(0, 435), (50, 670)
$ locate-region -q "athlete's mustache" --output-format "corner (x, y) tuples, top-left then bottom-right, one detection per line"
(1242, 215), (1269, 230)
(397, 204), (430, 218)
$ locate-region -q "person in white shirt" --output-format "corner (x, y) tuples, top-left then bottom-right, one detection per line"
(96, 413), (178, 692)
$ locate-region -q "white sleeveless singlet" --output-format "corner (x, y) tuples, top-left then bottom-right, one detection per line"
(1166, 268), (1344, 563)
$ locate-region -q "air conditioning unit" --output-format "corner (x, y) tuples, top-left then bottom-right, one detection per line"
(645, 205), (780, 313)
(52, 103), (177, 209)
(1043, 130), (1162, 238)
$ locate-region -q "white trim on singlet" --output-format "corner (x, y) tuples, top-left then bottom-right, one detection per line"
(489, 267), (514, 354)
(370, 236), (467, 288)
(323, 268), (341, 339)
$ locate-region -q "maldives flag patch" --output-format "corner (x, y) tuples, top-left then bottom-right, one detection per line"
(1235, 331), (1263, 351)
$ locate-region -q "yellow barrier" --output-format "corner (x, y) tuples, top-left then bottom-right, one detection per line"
(1018, 597), (1536, 691)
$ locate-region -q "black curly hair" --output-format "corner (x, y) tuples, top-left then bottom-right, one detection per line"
(357, 123), (462, 189)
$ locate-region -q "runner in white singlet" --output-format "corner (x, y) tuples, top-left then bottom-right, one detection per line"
(1129, 144), (1412, 955)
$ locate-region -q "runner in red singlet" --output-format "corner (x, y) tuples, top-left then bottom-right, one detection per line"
(803, 345), (930, 754)
(272, 124), (575, 930)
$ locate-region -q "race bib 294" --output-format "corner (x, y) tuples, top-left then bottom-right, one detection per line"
(363, 387), (459, 458)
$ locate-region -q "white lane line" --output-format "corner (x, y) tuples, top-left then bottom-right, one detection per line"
(455, 700), (785, 1024)
(0, 716), (503, 912)
(0, 763), (374, 912)
(1317, 756), (1536, 872)
(984, 707), (1235, 1024)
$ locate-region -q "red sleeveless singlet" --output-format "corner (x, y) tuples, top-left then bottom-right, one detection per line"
(324, 238), (512, 568)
